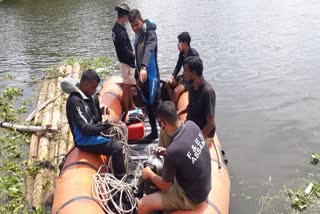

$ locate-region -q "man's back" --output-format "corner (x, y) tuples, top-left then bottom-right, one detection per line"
(112, 22), (135, 68)
(163, 120), (211, 204)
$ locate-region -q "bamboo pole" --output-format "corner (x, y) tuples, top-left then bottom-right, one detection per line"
(58, 65), (66, 75)
(67, 131), (74, 152)
(34, 79), (50, 123)
(56, 95), (69, 170)
(72, 63), (80, 79)
(65, 65), (72, 75)
(25, 92), (63, 122)
(0, 122), (58, 133)
(44, 78), (64, 206)
(50, 77), (64, 160)
(25, 78), (50, 206)
(32, 79), (57, 208)
(38, 79), (57, 160)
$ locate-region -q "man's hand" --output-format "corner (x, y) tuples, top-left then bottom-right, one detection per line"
(154, 147), (166, 156)
(136, 80), (140, 90)
(166, 75), (174, 84)
(139, 68), (147, 83)
(142, 166), (154, 180)
(100, 105), (110, 115)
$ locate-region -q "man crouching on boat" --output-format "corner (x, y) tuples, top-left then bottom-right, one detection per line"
(66, 69), (126, 179)
(138, 101), (211, 213)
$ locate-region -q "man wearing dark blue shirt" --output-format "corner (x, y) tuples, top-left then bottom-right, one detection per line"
(112, 3), (136, 120)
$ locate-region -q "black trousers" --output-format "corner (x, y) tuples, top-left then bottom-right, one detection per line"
(145, 101), (160, 136)
(77, 141), (126, 178)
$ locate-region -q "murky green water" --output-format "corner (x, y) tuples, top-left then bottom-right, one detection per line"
(1, 0), (320, 213)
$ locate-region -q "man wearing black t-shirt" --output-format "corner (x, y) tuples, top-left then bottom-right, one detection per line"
(112, 3), (136, 120)
(166, 32), (199, 104)
(180, 56), (216, 139)
(138, 101), (211, 213)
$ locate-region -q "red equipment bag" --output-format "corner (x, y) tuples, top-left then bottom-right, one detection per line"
(126, 109), (145, 141)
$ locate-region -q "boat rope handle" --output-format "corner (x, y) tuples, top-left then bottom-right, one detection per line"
(210, 138), (222, 169)
(55, 196), (101, 214)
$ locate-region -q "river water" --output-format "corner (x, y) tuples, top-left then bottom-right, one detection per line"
(1, 0), (320, 213)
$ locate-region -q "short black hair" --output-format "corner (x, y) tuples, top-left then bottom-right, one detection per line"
(183, 56), (203, 76)
(80, 69), (101, 83)
(129, 9), (142, 23)
(157, 101), (178, 125)
(117, 8), (129, 18)
(178, 32), (191, 46)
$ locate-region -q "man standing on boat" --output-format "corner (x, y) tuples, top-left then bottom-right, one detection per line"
(112, 3), (136, 121)
(138, 101), (211, 213)
(166, 32), (199, 104)
(129, 9), (160, 143)
(65, 69), (126, 179)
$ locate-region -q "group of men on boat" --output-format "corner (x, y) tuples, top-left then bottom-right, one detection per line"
(65, 3), (217, 214)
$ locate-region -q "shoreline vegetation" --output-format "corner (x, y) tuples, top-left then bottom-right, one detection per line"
(0, 56), (319, 213)
(0, 56), (112, 213)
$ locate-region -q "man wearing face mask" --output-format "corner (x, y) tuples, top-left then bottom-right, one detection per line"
(166, 32), (199, 104)
(138, 101), (211, 213)
(128, 9), (160, 143)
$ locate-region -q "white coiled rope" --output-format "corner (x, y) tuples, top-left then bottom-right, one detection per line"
(92, 119), (143, 213)
(92, 165), (137, 214)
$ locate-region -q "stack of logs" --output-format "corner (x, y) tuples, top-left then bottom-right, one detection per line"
(25, 63), (81, 209)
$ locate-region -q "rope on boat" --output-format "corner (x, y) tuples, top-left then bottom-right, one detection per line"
(93, 119), (143, 213)
(92, 165), (137, 214)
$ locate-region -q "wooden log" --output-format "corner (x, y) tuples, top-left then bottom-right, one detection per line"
(34, 79), (50, 124)
(25, 92), (63, 122)
(0, 122), (58, 133)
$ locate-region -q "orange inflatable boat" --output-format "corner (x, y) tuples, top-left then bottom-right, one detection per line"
(52, 76), (230, 214)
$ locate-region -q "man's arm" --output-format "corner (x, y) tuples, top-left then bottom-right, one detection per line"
(202, 114), (215, 138)
(202, 90), (216, 138)
(116, 31), (135, 60)
(141, 30), (157, 69)
(172, 52), (184, 78)
(67, 96), (110, 136)
(177, 105), (188, 115)
(142, 167), (172, 192)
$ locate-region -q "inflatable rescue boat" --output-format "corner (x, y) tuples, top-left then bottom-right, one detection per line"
(52, 76), (230, 214)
